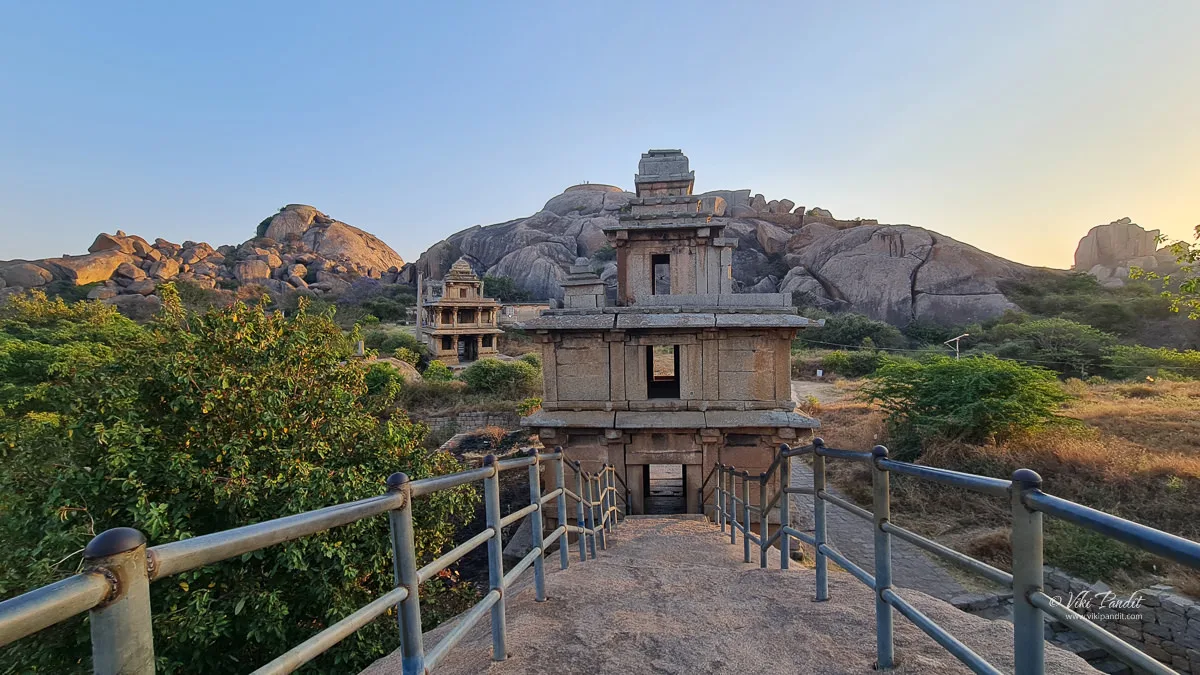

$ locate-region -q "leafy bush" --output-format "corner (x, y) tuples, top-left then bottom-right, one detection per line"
(364, 327), (429, 366)
(0, 290), (477, 673)
(516, 397), (542, 416)
(821, 350), (886, 377)
(393, 346), (421, 366)
(482, 275), (532, 302)
(517, 352), (541, 368)
(592, 244), (616, 262)
(1102, 344), (1200, 380)
(460, 358), (541, 398)
(974, 317), (1117, 378)
(423, 360), (455, 382)
(860, 355), (1070, 457)
(1000, 271), (1173, 336)
(799, 312), (906, 350)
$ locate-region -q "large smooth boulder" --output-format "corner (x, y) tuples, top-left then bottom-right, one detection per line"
(1074, 218), (1161, 270)
(89, 233), (135, 254)
(233, 259), (271, 281)
(300, 221), (405, 272)
(45, 250), (133, 286)
(0, 262), (53, 288)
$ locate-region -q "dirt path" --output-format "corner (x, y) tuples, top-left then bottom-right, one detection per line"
(364, 516), (1095, 674)
(790, 379), (842, 403)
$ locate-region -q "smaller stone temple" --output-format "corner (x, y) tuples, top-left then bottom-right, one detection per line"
(418, 259), (503, 365)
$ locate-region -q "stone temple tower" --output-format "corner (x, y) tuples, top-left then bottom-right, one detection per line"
(521, 149), (820, 517)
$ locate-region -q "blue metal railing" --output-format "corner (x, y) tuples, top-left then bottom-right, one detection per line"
(0, 447), (625, 674)
(707, 438), (1200, 675)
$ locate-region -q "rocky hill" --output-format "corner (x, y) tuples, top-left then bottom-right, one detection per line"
(416, 184), (1036, 325)
(0, 204), (407, 317)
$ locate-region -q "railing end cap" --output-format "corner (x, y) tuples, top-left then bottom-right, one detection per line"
(872, 445), (888, 458)
(1012, 468), (1043, 488)
(812, 437), (825, 447)
(483, 454), (498, 467)
(84, 527), (146, 559)
(386, 472), (410, 491)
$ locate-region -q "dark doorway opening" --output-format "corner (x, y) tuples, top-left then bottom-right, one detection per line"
(646, 345), (680, 399)
(645, 464), (685, 514)
(459, 335), (478, 362)
(651, 254), (671, 295)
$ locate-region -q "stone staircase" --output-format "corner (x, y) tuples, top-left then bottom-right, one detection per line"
(364, 516), (1098, 674)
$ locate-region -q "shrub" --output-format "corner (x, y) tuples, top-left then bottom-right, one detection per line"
(800, 312), (906, 350)
(860, 355), (1070, 457)
(592, 244), (616, 262)
(460, 358), (541, 398)
(0, 290), (477, 672)
(364, 328), (429, 366)
(518, 352), (541, 368)
(516, 397), (543, 416)
(393, 346), (421, 366)
(482, 275), (532, 302)
(975, 317), (1118, 378)
(423, 360), (455, 382)
(1102, 344), (1200, 380)
(821, 350), (886, 377)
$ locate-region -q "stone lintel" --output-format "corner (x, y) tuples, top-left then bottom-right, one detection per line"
(519, 314), (616, 331)
(713, 314), (818, 328)
(615, 313), (716, 329)
(520, 411), (616, 428)
(704, 410), (820, 429)
(615, 411), (707, 429)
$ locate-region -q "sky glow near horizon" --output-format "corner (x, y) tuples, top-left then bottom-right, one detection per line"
(1, 1), (1197, 269)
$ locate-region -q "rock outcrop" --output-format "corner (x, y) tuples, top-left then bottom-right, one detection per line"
(265, 204), (405, 274)
(1073, 218), (1177, 288)
(414, 184), (1034, 324)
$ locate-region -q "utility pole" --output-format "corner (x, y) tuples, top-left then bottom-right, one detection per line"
(944, 333), (970, 360)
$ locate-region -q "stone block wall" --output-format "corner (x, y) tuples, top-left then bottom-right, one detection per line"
(421, 411), (520, 435)
(1043, 566), (1200, 673)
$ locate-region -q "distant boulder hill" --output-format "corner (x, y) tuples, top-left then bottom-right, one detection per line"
(0, 180), (1176, 326)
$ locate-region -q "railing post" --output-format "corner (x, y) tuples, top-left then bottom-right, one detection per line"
(601, 466), (611, 534)
(779, 446), (791, 570)
(482, 454), (508, 661)
(717, 464), (725, 532)
(741, 472), (751, 563)
(386, 472), (425, 675)
(527, 449), (547, 603)
(728, 467), (737, 546)
(583, 472), (597, 559)
(1011, 469), (1045, 675)
(84, 528), (155, 675)
(813, 438), (829, 602)
(871, 446), (895, 670)
(575, 462), (589, 562)
(609, 467), (618, 530)
(593, 474), (607, 551)
(554, 448), (569, 571)
(759, 472), (769, 569)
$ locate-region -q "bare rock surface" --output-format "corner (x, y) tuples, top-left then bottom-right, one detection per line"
(1074, 218), (1159, 270)
(365, 516), (1094, 675)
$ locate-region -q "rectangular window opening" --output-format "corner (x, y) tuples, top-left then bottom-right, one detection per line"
(482, 335), (493, 348)
(646, 344), (680, 399)
(651, 254), (671, 295)
(459, 287), (467, 298)
(441, 336), (453, 350)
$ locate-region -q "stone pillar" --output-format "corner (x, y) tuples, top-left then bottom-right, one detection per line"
(626, 464), (645, 515)
(684, 464), (702, 514)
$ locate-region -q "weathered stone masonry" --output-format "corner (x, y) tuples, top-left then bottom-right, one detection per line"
(521, 150), (821, 518)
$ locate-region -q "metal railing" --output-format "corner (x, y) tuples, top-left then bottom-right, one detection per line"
(0, 447), (624, 674)
(708, 438), (1200, 675)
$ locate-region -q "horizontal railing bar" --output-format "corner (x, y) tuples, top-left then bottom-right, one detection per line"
(818, 491), (873, 522)
(540, 488), (563, 505)
(424, 589), (501, 671)
(542, 525), (566, 549)
(815, 447), (873, 461)
(150, 493), (401, 579)
(410, 466), (492, 497)
(565, 525), (595, 536)
(495, 455), (537, 471)
(783, 486), (815, 495)
(250, 585), (409, 675)
(881, 589), (1002, 675)
(745, 531), (761, 545)
(1026, 492), (1200, 568)
(418, 528), (495, 585)
(500, 503), (539, 529)
(0, 572), (112, 648)
(781, 525), (815, 546)
(878, 460), (1011, 499)
(782, 444), (814, 457)
(762, 489), (782, 513)
(763, 527), (783, 549)
(503, 546), (543, 589)
(818, 543), (875, 590)
(563, 488), (583, 503)
(1030, 591), (1175, 675)
(881, 522), (1013, 588)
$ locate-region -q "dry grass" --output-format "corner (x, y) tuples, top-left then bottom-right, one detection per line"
(814, 379), (1200, 593)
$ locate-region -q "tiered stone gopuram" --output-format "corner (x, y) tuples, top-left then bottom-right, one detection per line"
(521, 150), (820, 517)
(418, 258), (503, 365)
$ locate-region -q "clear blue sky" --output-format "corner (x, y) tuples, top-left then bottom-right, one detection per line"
(2, 1), (1197, 268)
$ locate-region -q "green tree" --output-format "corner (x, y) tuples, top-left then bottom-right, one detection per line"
(1132, 224), (1200, 319)
(0, 288), (477, 673)
(860, 355), (1069, 458)
(423, 360), (454, 381)
(799, 312), (906, 350)
(975, 317), (1117, 378)
(460, 358), (541, 398)
(482, 275), (533, 302)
